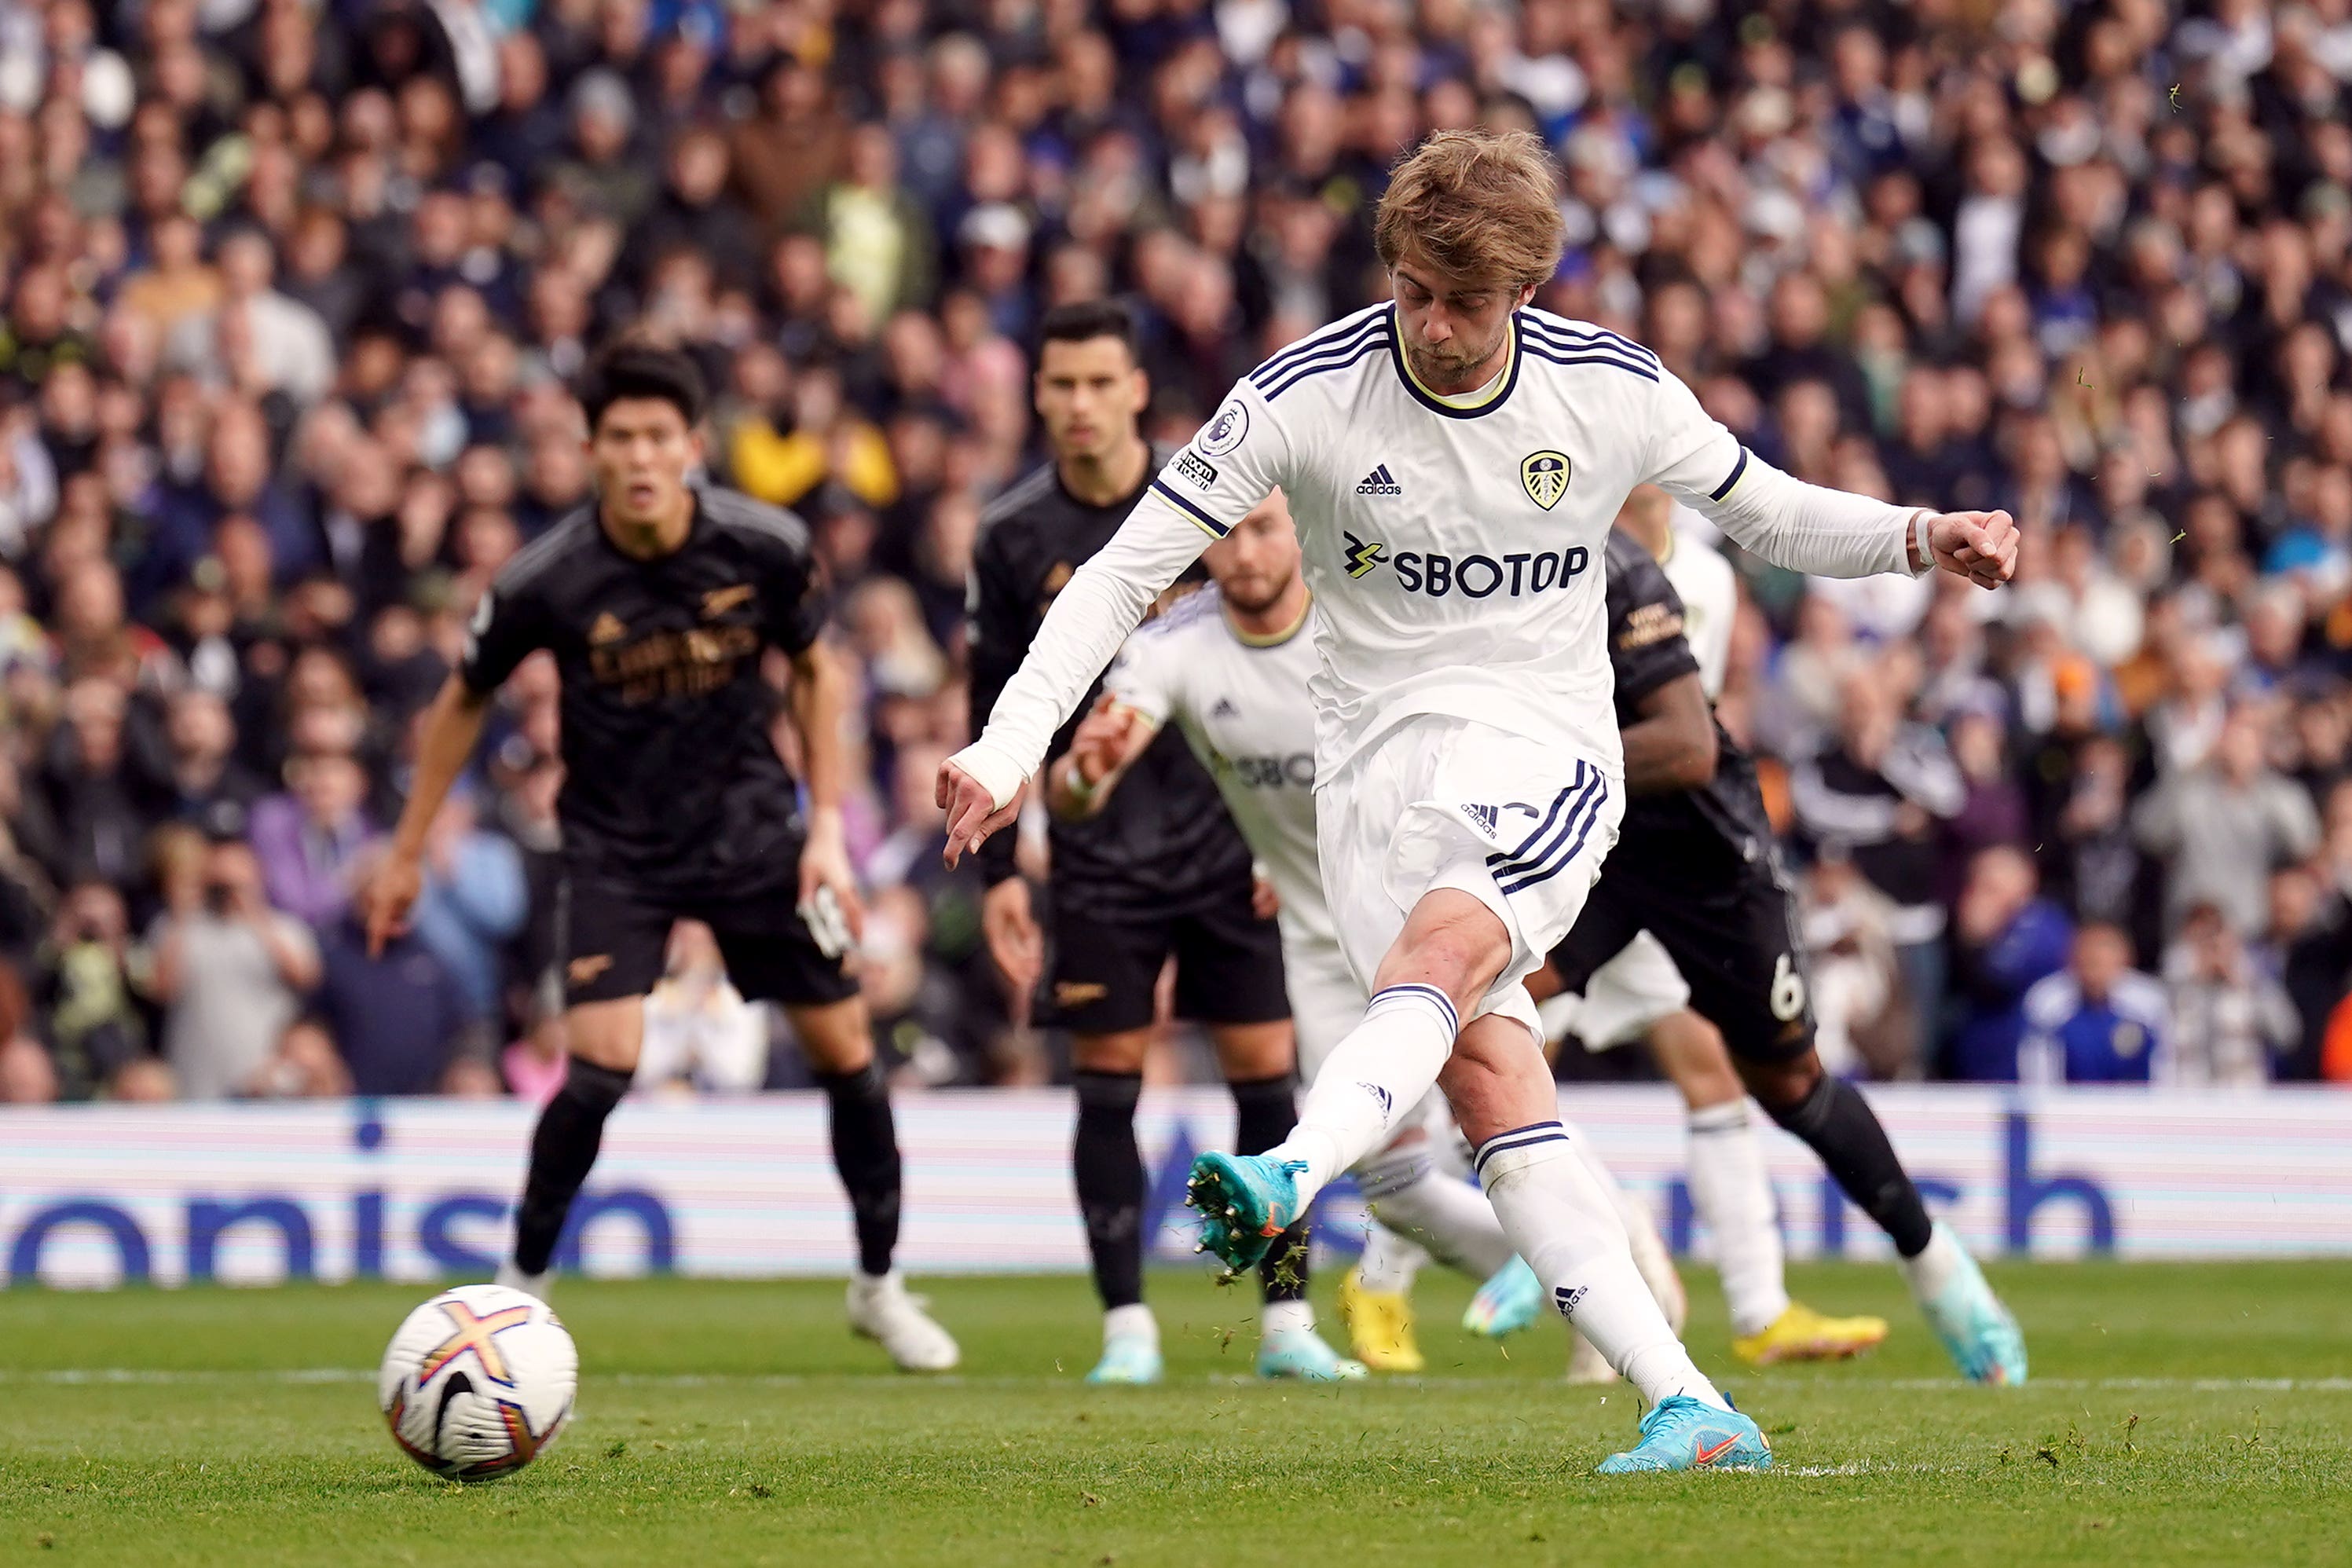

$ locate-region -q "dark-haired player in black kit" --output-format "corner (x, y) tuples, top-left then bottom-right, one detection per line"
(1534, 507), (2027, 1385)
(365, 342), (958, 1370)
(969, 301), (1358, 1383)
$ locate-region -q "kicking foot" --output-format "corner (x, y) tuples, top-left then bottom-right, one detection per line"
(1339, 1269), (1424, 1372)
(1914, 1226), (2028, 1386)
(1462, 1256), (1544, 1339)
(846, 1270), (961, 1372)
(1257, 1324), (1367, 1382)
(1185, 1152), (1305, 1273)
(1732, 1301), (1891, 1367)
(494, 1260), (553, 1301)
(1595, 1395), (1774, 1475)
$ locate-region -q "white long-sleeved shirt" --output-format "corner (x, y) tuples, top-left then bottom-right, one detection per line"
(954, 304), (1924, 806)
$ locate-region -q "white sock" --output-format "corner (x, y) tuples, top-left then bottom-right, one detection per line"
(1901, 1221), (1965, 1302)
(1270, 985), (1460, 1204)
(1686, 1101), (1790, 1339)
(1103, 1302), (1158, 1346)
(1262, 1299), (1314, 1336)
(1569, 1126), (1687, 1335)
(1351, 1220), (1432, 1293)
(1360, 1144), (1515, 1280)
(1477, 1123), (1727, 1411)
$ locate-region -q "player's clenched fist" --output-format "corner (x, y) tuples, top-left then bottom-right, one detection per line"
(1923, 509), (2020, 589)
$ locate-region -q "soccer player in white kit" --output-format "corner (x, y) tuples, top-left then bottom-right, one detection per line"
(1050, 490), (1688, 1375)
(939, 130), (2017, 1473)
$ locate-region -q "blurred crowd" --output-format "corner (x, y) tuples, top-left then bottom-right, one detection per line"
(1, 0), (2350, 1103)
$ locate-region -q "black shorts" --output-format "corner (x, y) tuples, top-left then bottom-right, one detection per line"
(1046, 877), (1289, 1036)
(1548, 836), (1815, 1064)
(556, 869), (858, 1010)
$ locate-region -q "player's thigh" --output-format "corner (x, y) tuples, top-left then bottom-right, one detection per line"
(1046, 894), (1171, 1036)
(1646, 860), (1816, 1065)
(566, 995), (649, 1073)
(699, 885), (866, 1068)
(1328, 716), (1621, 1039)
(1574, 929), (1693, 1052)
(1167, 877), (1290, 1031)
(562, 870), (682, 1020)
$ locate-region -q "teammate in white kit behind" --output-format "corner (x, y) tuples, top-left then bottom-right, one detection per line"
(1053, 490), (1689, 1375)
(940, 130), (2017, 1473)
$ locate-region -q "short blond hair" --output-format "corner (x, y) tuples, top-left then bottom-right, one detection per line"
(1374, 130), (1566, 291)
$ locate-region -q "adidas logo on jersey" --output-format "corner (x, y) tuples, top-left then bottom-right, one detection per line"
(1354, 463), (1402, 496)
(1211, 697), (1240, 719)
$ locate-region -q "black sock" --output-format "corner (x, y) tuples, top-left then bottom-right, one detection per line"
(1764, 1072), (1935, 1258)
(514, 1058), (633, 1274)
(1072, 1070), (1146, 1311)
(817, 1061), (903, 1277)
(1229, 1074), (1310, 1305)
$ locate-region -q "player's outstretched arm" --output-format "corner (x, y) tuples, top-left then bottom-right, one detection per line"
(364, 674), (493, 955)
(1644, 368), (2017, 588)
(939, 492), (1221, 866)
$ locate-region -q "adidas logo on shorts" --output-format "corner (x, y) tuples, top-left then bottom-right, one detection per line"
(1355, 463), (1402, 496)
(1464, 803), (1499, 836)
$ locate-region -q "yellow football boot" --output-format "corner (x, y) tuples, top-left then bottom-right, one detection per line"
(1731, 1300), (1890, 1365)
(1339, 1269), (1425, 1372)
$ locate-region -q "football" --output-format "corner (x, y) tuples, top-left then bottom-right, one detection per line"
(377, 1284), (577, 1482)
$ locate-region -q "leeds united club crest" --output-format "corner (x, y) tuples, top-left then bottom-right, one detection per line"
(1521, 450), (1570, 510)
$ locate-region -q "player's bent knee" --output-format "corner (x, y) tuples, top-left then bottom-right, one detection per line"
(1073, 1028), (1153, 1075)
(565, 998), (647, 1073)
(1378, 892), (1512, 1007)
(786, 998), (877, 1075)
(1737, 1049), (1823, 1112)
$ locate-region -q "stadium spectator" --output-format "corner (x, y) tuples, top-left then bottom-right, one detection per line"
(2019, 924), (2171, 1085)
(2134, 705), (2323, 937)
(314, 859), (479, 1097)
(143, 830), (321, 1100)
(2164, 903), (2301, 1089)
(1948, 847), (2075, 1082)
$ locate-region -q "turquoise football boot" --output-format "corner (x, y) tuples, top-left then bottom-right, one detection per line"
(1085, 1334), (1164, 1386)
(1462, 1256), (1544, 1338)
(1595, 1395), (1774, 1475)
(1256, 1324), (1368, 1382)
(1185, 1152), (1306, 1273)
(1916, 1224), (2029, 1385)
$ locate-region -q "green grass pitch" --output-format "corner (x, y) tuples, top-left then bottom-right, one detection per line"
(2, 1260), (2350, 1566)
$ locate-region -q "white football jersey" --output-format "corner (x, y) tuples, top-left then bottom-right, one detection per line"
(958, 299), (1918, 810)
(1658, 526), (1737, 699)
(1103, 587), (1332, 948)
(1149, 303), (1754, 777)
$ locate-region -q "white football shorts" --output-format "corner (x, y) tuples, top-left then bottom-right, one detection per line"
(1561, 929), (1691, 1051)
(1316, 715), (1621, 1046)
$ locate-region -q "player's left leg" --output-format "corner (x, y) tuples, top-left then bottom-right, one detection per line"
(782, 993), (958, 1372)
(1652, 865), (2024, 1386)
(1185, 899), (1362, 1382)
(502, 875), (672, 1299)
(714, 889), (958, 1372)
